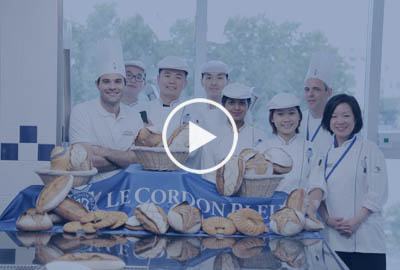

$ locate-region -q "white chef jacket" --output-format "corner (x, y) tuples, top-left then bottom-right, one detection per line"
(308, 135), (388, 253)
(300, 110), (333, 159)
(198, 103), (227, 136)
(69, 98), (142, 181)
(144, 98), (205, 169)
(261, 134), (312, 194)
(201, 120), (267, 183)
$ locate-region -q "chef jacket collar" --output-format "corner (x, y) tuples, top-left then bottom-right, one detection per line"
(274, 133), (298, 145)
(333, 133), (356, 148)
(225, 118), (249, 133)
(157, 97), (181, 108)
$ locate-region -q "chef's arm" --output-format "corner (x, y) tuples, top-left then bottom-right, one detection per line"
(90, 145), (139, 169)
(75, 143), (118, 172)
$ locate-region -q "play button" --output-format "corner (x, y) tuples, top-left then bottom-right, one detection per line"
(189, 121), (216, 153)
(162, 98), (238, 175)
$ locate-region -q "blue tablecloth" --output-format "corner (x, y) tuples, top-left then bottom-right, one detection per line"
(0, 164), (288, 227)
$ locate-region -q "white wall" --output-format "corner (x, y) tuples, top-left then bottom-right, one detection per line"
(0, 0), (61, 212)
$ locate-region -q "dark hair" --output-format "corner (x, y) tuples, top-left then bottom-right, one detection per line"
(269, 106), (303, 134)
(321, 94), (363, 135)
(201, 73), (229, 80)
(159, 69), (188, 78)
(221, 96), (251, 107)
(96, 76), (126, 85)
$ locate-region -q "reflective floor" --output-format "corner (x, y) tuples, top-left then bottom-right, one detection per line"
(0, 231), (348, 269)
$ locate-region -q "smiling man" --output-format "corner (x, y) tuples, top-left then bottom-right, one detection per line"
(301, 51), (337, 156)
(121, 60), (147, 111)
(69, 39), (142, 181)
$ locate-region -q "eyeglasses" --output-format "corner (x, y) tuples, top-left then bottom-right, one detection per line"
(126, 72), (145, 82)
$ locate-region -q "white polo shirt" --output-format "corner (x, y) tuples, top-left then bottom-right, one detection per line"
(70, 98), (142, 150)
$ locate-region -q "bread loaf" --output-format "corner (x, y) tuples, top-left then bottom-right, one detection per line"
(36, 175), (73, 213)
(167, 202), (202, 234)
(53, 197), (88, 221)
(134, 203), (169, 234)
(264, 147), (293, 174)
(135, 128), (162, 147)
(50, 146), (70, 171)
(16, 208), (53, 231)
(69, 144), (92, 171)
(167, 124), (189, 148)
(269, 207), (305, 236)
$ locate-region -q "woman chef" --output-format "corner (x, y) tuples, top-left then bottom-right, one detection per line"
(307, 94), (388, 270)
(264, 93), (313, 194)
(201, 83), (267, 183)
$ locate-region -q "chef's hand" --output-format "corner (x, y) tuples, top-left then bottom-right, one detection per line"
(325, 217), (344, 230)
(336, 217), (362, 238)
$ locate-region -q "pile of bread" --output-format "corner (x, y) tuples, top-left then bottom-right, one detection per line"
(270, 189), (324, 236)
(50, 144), (92, 171)
(216, 147), (293, 196)
(134, 124), (189, 148)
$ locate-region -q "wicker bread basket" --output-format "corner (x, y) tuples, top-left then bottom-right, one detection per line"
(238, 170), (284, 197)
(131, 146), (189, 171)
(35, 167), (98, 187)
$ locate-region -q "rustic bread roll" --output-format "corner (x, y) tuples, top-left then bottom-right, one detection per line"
(36, 174), (73, 214)
(245, 152), (271, 175)
(54, 253), (126, 270)
(47, 213), (64, 224)
(135, 128), (162, 147)
(232, 238), (265, 259)
(201, 217), (236, 236)
(69, 144), (92, 171)
(285, 189), (306, 213)
(133, 236), (167, 259)
(269, 207), (305, 236)
(125, 215), (144, 231)
(228, 208), (267, 236)
(134, 203), (169, 234)
(166, 237), (201, 262)
(216, 149), (257, 196)
(304, 215), (324, 231)
(53, 197), (88, 221)
(264, 147), (293, 174)
(16, 208), (53, 231)
(167, 124), (189, 148)
(50, 146), (71, 171)
(167, 202), (202, 234)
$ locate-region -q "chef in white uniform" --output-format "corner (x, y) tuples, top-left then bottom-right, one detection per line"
(201, 83), (267, 183)
(144, 56), (203, 169)
(307, 94), (388, 270)
(69, 39), (142, 182)
(301, 52), (336, 159)
(200, 60), (230, 133)
(121, 60), (148, 112)
(263, 93), (312, 194)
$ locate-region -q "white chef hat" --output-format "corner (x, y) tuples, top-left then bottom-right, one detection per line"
(222, 83), (252, 99)
(201, 60), (229, 75)
(157, 56), (189, 74)
(125, 60), (146, 72)
(95, 38), (125, 80)
(267, 93), (301, 110)
(304, 51), (337, 88)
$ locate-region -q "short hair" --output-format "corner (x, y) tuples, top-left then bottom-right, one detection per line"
(221, 96), (251, 107)
(269, 106), (303, 134)
(159, 69), (188, 78)
(96, 75), (126, 85)
(201, 73), (229, 80)
(321, 94), (363, 135)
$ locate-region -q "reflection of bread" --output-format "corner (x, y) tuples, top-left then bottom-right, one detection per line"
(168, 124), (189, 148)
(202, 237), (236, 249)
(53, 197), (88, 222)
(135, 203), (169, 234)
(50, 146), (70, 170)
(16, 208), (53, 231)
(216, 149), (257, 196)
(69, 144), (92, 171)
(264, 147), (293, 174)
(36, 244), (64, 264)
(269, 238), (305, 266)
(55, 252), (125, 270)
(16, 232), (53, 247)
(232, 238), (265, 259)
(36, 175), (73, 213)
(135, 128), (162, 147)
(213, 252), (240, 270)
(166, 237), (201, 262)
(133, 236), (167, 259)
(269, 207), (305, 236)
(168, 202), (202, 234)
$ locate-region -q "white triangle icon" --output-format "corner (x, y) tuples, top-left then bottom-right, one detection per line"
(189, 121), (217, 153)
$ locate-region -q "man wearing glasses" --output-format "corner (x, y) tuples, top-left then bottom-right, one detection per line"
(122, 60), (147, 111)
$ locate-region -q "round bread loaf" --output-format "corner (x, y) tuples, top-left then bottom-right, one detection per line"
(285, 189), (306, 213)
(135, 128), (162, 147)
(50, 146), (71, 171)
(269, 207), (305, 236)
(167, 124), (189, 148)
(70, 144), (92, 171)
(228, 208), (267, 236)
(134, 203), (169, 234)
(167, 202), (202, 234)
(264, 147), (293, 174)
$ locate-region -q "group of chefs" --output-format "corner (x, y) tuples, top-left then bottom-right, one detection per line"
(68, 39), (388, 270)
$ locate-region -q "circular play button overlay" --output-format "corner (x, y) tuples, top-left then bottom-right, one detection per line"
(162, 98), (238, 174)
